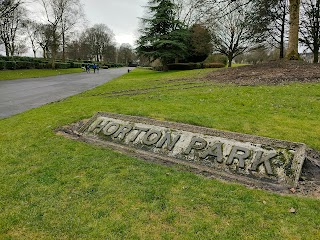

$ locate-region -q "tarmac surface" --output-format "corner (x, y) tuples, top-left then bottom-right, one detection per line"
(0, 67), (133, 119)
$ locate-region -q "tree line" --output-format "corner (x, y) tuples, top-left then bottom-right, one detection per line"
(0, 0), (136, 68)
(1, 0), (320, 70)
(137, 0), (320, 68)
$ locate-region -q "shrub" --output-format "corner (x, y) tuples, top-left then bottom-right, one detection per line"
(5, 61), (16, 70)
(203, 62), (226, 68)
(167, 63), (198, 70)
(153, 65), (164, 71)
(34, 62), (47, 69)
(0, 56), (9, 61)
(0, 60), (5, 70)
(204, 54), (228, 66)
(14, 56), (34, 62)
(71, 62), (85, 68)
(56, 62), (71, 69)
(16, 61), (35, 69)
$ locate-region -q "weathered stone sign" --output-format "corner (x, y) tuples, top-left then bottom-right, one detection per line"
(60, 112), (307, 190)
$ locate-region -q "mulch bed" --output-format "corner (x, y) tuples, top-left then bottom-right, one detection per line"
(205, 60), (320, 85)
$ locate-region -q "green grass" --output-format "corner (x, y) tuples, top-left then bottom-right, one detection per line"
(0, 67), (319, 239)
(0, 68), (83, 80)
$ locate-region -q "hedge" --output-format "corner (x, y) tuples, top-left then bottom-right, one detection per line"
(167, 63), (199, 70)
(203, 62), (225, 68)
(204, 54), (228, 66)
(16, 61), (35, 69)
(0, 58), (117, 70)
(54, 62), (71, 69)
(0, 60), (5, 70)
(5, 61), (16, 70)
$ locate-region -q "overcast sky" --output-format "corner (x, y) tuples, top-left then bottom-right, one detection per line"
(80, 0), (148, 47)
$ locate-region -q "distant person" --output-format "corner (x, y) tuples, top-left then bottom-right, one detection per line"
(86, 64), (90, 73)
(93, 63), (97, 73)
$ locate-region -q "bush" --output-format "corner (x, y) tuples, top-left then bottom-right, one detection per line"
(167, 63), (198, 70)
(204, 54), (228, 66)
(49, 62), (71, 69)
(34, 62), (47, 69)
(0, 56), (9, 61)
(14, 56), (34, 62)
(71, 62), (85, 68)
(203, 62), (226, 68)
(0, 60), (5, 70)
(153, 65), (164, 71)
(16, 61), (35, 69)
(5, 61), (16, 70)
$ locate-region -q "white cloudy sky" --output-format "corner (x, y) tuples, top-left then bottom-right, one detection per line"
(80, 0), (148, 46)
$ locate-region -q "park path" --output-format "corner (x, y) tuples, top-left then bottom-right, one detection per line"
(0, 67), (133, 119)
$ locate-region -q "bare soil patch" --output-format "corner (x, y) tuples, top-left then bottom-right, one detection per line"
(206, 60), (320, 85)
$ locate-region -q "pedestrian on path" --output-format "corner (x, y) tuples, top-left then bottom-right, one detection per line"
(86, 64), (91, 73)
(93, 63), (97, 73)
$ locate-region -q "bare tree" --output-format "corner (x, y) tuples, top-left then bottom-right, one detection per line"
(81, 24), (114, 62)
(0, 0), (22, 19)
(299, 0), (320, 63)
(60, 0), (84, 62)
(258, 0), (289, 59)
(36, 23), (55, 58)
(103, 44), (117, 63)
(23, 20), (41, 58)
(15, 39), (28, 55)
(118, 43), (134, 65)
(210, 1), (264, 67)
(0, 2), (25, 56)
(39, 0), (65, 68)
(184, 0), (301, 60)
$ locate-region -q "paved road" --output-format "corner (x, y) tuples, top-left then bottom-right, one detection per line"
(0, 67), (133, 119)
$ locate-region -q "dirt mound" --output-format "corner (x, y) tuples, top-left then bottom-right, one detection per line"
(206, 60), (320, 85)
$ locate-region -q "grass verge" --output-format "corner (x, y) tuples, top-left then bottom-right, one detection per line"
(0, 68), (83, 81)
(0, 67), (319, 239)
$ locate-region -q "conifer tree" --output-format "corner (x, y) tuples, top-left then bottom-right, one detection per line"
(136, 0), (189, 69)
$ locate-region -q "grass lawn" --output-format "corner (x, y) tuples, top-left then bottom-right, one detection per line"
(0, 67), (319, 239)
(0, 68), (83, 81)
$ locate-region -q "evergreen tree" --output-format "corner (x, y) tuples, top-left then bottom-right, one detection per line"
(185, 24), (212, 63)
(136, 0), (189, 69)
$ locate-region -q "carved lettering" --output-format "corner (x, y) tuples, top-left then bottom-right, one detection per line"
(103, 123), (120, 136)
(143, 129), (162, 146)
(251, 151), (277, 175)
(91, 119), (109, 133)
(185, 137), (207, 154)
(113, 125), (133, 140)
(129, 127), (150, 142)
(71, 113), (306, 187)
(226, 146), (251, 168)
(156, 133), (181, 151)
(200, 143), (224, 163)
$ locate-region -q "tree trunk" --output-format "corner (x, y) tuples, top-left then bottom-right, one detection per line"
(5, 43), (10, 57)
(228, 56), (232, 67)
(314, 46), (319, 63)
(286, 0), (300, 60)
(51, 34), (57, 69)
(10, 46), (15, 56)
(280, 0), (287, 59)
(314, 0), (320, 63)
(62, 31), (66, 62)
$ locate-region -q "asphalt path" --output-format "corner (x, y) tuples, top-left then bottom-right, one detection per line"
(0, 67), (133, 119)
